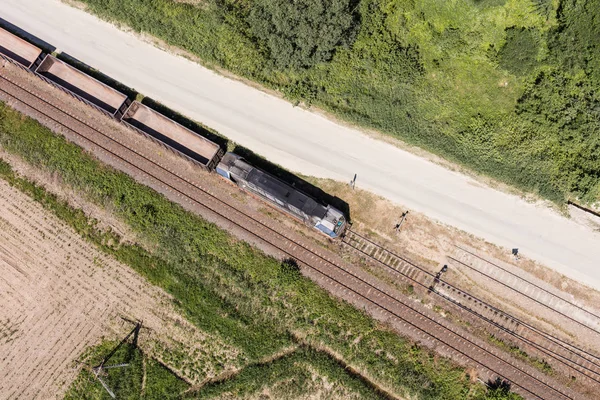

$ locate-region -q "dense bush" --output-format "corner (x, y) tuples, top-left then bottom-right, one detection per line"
(497, 28), (539, 76)
(246, 0), (360, 69)
(515, 70), (600, 200)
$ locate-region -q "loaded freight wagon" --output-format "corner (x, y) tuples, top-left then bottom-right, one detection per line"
(35, 55), (130, 118)
(217, 152), (347, 238)
(121, 101), (224, 170)
(0, 27), (43, 69)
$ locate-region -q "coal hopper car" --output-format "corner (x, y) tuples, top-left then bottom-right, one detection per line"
(216, 152), (346, 238)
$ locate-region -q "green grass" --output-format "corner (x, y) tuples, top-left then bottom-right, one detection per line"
(70, 0), (600, 204)
(488, 335), (553, 375)
(0, 103), (520, 399)
(62, 342), (388, 399)
(190, 347), (384, 399)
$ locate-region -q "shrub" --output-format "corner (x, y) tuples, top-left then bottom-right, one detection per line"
(246, 0), (360, 69)
(497, 27), (540, 76)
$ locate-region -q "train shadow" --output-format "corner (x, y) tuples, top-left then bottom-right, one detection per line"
(141, 97), (229, 151)
(42, 54), (229, 151)
(0, 18), (56, 54)
(232, 145), (351, 221)
(0, 20), (347, 221)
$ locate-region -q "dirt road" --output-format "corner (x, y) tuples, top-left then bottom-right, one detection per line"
(1, 0), (600, 290)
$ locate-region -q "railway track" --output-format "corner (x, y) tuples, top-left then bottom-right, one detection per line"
(450, 247), (600, 335)
(0, 65), (579, 400)
(343, 229), (600, 387)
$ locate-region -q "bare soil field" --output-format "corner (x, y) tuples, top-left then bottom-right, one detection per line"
(0, 178), (242, 399)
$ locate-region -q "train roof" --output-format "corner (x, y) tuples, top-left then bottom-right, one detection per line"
(36, 55), (128, 115)
(220, 153), (328, 219)
(247, 169), (327, 219)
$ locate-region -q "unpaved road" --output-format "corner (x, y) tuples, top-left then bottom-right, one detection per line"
(1, 0), (600, 289)
(0, 177), (241, 399)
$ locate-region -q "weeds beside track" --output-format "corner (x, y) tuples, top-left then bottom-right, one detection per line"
(344, 229), (600, 386)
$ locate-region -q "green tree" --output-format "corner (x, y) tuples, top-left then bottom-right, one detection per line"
(497, 27), (540, 76)
(247, 0), (360, 69)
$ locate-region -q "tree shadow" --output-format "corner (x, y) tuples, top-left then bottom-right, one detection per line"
(487, 377), (512, 393)
(281, 257), (300, 273)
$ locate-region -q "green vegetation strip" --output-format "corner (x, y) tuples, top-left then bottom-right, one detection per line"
(489, 335), (553, 375)
(192, 347), (384, 399)
(75, 0), (600, 203)
(0, 103), (519, 399)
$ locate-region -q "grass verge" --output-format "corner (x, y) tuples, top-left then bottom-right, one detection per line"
(190, 347), (384, 399)
(64, 341), (189, 400)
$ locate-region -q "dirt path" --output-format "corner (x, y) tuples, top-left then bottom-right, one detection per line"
(0, 178), (241, 399)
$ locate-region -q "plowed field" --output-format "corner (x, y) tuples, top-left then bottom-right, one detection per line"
(0, 178), (240, 399)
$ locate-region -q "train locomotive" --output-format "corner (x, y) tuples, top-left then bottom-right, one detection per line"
(217, 153), (346, 238)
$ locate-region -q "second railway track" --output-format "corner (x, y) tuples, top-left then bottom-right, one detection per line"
(344, 229), (600, 388)
(0, 67), (581, 400)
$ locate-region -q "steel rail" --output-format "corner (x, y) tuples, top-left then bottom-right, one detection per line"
(343, 229), (600, 383)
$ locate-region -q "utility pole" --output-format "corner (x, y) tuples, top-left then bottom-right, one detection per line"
(394, 211), (409, 233)
(512, 248), (520, 261)
(349, 174), (357, 189)
(428, 264), (448, 293)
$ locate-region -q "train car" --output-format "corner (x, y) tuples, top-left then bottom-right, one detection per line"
(122, 101), (224, 171)
(0, 24), (345, 238)
(216, 152), (346, 238)
(0, 27), (43, 69)
(35, 55), (130, 118)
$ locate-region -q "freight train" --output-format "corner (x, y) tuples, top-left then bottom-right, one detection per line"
(0, 26), (347, 238)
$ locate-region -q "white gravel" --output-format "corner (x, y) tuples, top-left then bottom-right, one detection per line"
(2, 0), (600, 290)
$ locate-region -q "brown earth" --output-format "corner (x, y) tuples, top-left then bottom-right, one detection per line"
(0, 177), (243, 399)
